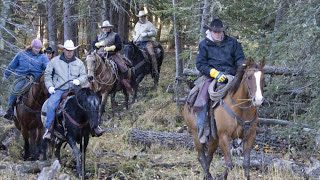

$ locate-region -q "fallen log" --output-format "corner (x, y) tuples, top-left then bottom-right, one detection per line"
(183, 65), (299, 76)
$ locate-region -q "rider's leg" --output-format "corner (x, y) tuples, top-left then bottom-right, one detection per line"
(4, 79), (26, 120)
(146, 42), (158, 77)
(43, 90), (65, 139)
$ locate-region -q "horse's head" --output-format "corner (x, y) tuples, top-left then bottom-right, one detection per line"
(243, 57), (265, 106)
(76, 88), (100, 129)
(124, 41), (138, 62)
(85, 50), (102, 82)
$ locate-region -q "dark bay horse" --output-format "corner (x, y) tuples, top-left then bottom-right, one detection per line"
(124, 41), (164, 102)
(85, 50), (134, 119)
(183, 58), (265, 180)
(13, 74), (48, 160)
(51, 88), (100, 176)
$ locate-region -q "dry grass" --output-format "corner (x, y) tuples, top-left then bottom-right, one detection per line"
(0, 52), (306, 179)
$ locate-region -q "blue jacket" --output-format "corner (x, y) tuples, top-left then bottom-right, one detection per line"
(196, 33), (245, 77)
(4, 50), (49, 79)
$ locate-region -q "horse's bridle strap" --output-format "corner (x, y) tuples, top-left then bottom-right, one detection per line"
(220, 99), (257, 139)
(61, 109), (88, 129)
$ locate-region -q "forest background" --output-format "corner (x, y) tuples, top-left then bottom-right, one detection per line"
(0, 0), (320, 179)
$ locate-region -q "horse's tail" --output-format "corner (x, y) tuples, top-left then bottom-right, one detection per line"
(157, 44), (164, 70)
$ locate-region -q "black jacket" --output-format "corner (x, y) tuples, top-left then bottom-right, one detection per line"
(196, 35), (245, 77)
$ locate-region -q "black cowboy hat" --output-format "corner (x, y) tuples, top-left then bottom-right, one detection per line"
(205, 19), (225, 32)
(44, 47), (54, 54)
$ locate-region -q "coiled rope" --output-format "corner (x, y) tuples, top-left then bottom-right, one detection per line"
(208, 75), (234, 102)
(11, 75), (34, 96)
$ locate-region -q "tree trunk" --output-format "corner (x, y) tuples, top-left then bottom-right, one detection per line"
(87, 0), (98, 51)
(101, 0), (108, 21)
(110, 4), (119, 33)
(199, 0), (209, 43)
(63, 0), (72, 41)
(47, 0), (58, 55)
(0, 0), (11, 50)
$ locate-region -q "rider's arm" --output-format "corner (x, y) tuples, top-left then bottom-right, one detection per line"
(44, 59), (54, 89)
(233, 40), (246, 69)
(196, 41), (211, 77)
(4, 51), (21, 78)
(114, 34), (122, 52)
(145, 22), (157, 38)
(77, 61), (88, 86)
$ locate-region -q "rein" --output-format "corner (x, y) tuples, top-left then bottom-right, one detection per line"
(88, 54), (117, 85)
(61, 108), (88, 129)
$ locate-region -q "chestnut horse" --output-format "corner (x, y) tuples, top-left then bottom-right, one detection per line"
(85, 50), (134, 120)
(13, 74), (48, 160)
(183, 58), (265, 180)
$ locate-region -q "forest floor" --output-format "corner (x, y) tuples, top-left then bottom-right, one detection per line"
(0, 52), (317, 179)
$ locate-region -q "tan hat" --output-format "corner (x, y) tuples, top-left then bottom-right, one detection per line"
(58, 40), (79, 50)
(101, 20), (113, 28)
(136, 10), (147, 17)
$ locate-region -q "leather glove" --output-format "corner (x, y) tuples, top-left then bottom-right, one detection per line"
(72, 79), (80, 86)
(141, 32), (148, 38)
(95, 41), (105, 48)
(210, 68), (227, 83)
(48, 86), (55, 94)
(2, 77), (8, 82)
(104, 45), (116, 52)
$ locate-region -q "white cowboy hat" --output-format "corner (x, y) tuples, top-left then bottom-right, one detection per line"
(58, 40), (79, 50)
(136, 10), (147, 17)
(101, 20), (114, 28)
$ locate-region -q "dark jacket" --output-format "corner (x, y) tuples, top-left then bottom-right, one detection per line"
(93, 31), (122, 57)
(196, 34), (245, 77)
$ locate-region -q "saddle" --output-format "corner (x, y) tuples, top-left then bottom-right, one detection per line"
(41, 90), (76, 140)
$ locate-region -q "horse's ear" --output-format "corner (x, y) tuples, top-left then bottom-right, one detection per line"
(84, 49), (89, 55)
(246, 57), (254, 66)
(260, 57), (266, 68)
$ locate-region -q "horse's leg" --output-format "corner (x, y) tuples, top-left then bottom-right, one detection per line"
(242, 128), (257, 180)
(67, 137), (81, 175)
(193, 137), (213, 180)
(54, 141), (63, 161)
(217, 135), (233, 180)
(206, 139), (219, 169)
(99, 93), (108, 122)
(122, 87), (129, 110)
(21, 128), (30, 160)
(80, 135), (89, 176)
(130, 85), (138, 104)
(110, 92), (116, 118)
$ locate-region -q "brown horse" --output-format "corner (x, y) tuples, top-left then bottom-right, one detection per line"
(13, 74), (49, 160)
(85, 50), (132, 120)
(183, 57), (265, 180)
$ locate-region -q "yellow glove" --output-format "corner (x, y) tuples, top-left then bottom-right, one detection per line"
(95, 41), (105, 48)
(210, 68), (226, 83)
(104, 45), (116, 52)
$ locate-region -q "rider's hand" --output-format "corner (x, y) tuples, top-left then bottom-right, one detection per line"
(141, 32), (148, 38)
(2, 77), (8, 82)
(48, 86), (55, 94)
(95, 41), (105, 48)
(104, 45), (116, 52)
(210, 68), (227, 83)
(72, 79), (80, 86)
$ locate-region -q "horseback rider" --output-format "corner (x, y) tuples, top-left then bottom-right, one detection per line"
(43, 40), (105, 139)
(44, 46), (55, 60)
(94, 20), (133, 93)
(133, 10), (159, 79)
(195, 19), (246, 143)
(2, 39), (49, 120)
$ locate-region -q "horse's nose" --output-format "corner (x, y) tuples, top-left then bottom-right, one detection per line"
(88, 76), (93, 82)
(253, 96), (264, 106)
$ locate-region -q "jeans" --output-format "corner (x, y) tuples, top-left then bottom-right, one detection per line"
(45, 90), (67, 130)
(8, 79), (26, 108)
(197, 103), (208, 130)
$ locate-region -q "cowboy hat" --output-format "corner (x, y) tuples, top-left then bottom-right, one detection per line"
(58, 40), (79, 50)
(44, 47), (54, 54)
(136, 10), (147, 17)
(205, 19), (226, 32)
(101, 20), (113, 28)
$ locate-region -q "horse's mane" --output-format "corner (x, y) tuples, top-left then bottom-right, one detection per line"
(229, 57), (260, 95)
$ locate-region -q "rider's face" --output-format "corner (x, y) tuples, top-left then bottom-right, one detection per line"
(103, 27), (111, 34)
(32, 47), (41, 54)
(64, 49), (74, 60)
(210, 31), (223, 41)
(139, 16), (147, 23)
